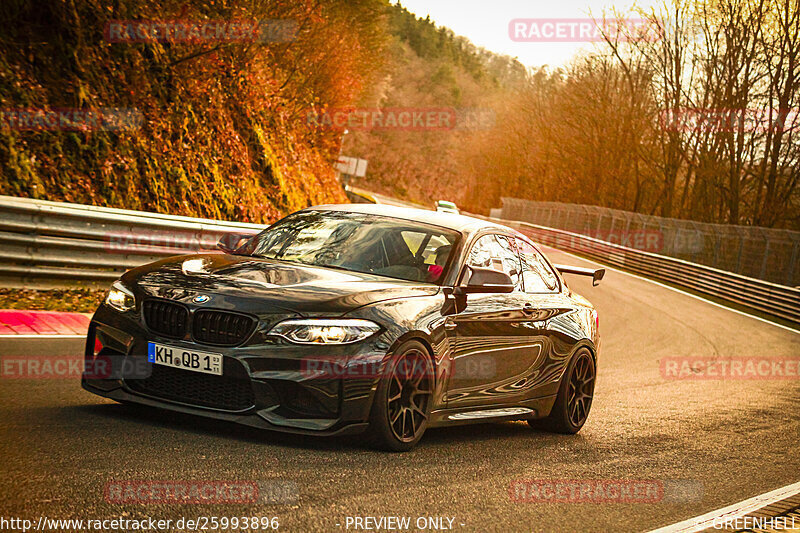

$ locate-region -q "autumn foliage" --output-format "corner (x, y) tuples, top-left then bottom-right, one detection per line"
(349, 1), (800, 230)
(0, 0), (387, 223)
(2, 0), (797, 230)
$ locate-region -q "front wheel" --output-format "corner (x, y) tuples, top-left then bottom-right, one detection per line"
(367, 340), (434, 452)
(529, 348), (595, 434)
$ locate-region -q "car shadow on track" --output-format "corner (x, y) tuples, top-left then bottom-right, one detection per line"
(73, 402), (359, 451)
(74, 402), (580, 453)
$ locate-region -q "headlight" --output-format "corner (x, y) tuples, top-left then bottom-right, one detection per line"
(269, 319), (380, 345)
(106, 281), (135, 312)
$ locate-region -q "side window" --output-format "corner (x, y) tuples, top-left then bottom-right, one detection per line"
(466, 234), (523, 290)
(517, 238), (559, 293)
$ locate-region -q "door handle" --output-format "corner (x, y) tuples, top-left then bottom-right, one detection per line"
(522, 304), (536, 315)
(444, 321), (457, 330)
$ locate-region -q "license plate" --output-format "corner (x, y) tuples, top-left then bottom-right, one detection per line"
(147, 342), (223, 376)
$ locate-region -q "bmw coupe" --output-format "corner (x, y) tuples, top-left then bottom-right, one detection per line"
(83, 204), (602, 451)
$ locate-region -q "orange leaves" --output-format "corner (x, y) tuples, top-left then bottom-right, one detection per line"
(1, 0), (380, 222)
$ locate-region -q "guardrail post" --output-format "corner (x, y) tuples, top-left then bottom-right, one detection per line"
(759, 239), (771, 281)
(735, 235), (745, 274)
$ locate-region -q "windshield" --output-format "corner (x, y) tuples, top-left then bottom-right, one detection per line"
(237, 211), (460, 284)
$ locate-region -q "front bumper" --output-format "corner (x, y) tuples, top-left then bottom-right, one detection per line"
(82, 305), (392, 437)
(81, 381), (369, 436)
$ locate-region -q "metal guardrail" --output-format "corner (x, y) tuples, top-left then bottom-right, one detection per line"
(0, 194), (797, 325)
(479, 216), (800, 325)
(0, 195), (262, 288)
(499, 197), (800, 287)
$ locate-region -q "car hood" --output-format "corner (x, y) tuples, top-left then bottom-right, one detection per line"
(123, 253), (440, 315)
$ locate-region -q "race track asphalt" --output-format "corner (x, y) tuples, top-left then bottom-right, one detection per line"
(1, 249), (798, 532)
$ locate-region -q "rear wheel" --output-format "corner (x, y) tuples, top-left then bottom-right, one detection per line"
(529, 348), (595, 434)
(367, 340), (434, 452)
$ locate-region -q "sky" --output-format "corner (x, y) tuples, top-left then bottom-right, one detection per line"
(394, 0), (663, 68)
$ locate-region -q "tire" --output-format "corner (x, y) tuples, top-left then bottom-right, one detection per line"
(528, 348), (595, 434)
(367, 340), (434, 452)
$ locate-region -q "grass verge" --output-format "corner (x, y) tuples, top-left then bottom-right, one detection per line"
(0, 288), (105, 313)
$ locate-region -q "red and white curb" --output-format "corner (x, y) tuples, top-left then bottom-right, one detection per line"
(0, 310), (91, 337)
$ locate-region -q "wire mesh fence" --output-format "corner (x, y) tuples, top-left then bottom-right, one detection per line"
(498, 198), (800, 287)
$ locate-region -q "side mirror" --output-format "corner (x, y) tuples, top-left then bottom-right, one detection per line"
(216, 232), (253, 254)
(457, 267), (515, 294)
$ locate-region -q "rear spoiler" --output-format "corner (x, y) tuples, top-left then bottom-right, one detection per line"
(554, 265), (605, 286)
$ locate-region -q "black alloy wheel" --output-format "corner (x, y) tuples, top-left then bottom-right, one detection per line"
(566, 351), (594, 428)
(368, 340), (434, 451)
(529, 348), (595, 434)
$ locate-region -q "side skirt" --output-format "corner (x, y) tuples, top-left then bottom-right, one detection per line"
(428, 395), (557, 428)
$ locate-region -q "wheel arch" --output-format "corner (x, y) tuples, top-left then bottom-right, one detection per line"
(391, 330), (435, 358)
(365, 330), (439, 407)
(573, 339), (598, 362)
(382, 330), (439, 383)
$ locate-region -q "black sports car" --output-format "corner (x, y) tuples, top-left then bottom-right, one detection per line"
(83, 204), (602, 451)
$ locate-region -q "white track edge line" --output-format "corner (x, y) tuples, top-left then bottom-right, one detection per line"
(649, 480), (800, 532)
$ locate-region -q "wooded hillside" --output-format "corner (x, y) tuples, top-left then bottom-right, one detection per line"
(0, 0), (387, 223)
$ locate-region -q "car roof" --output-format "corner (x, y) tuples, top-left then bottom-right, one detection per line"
(305, 203), (511, 235)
